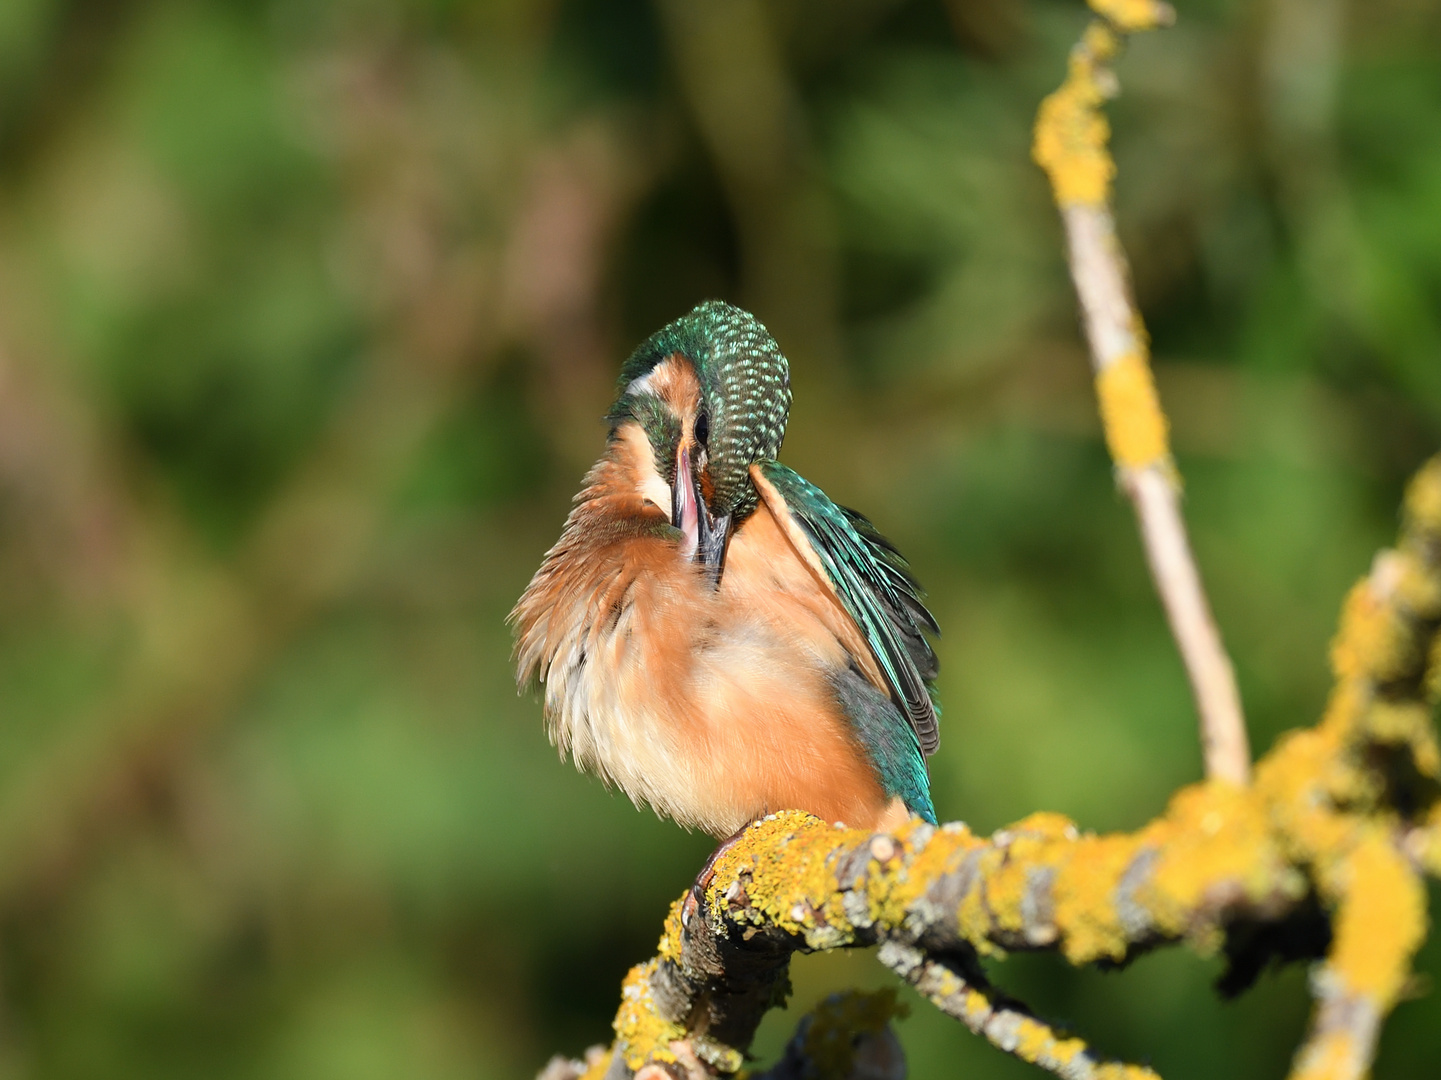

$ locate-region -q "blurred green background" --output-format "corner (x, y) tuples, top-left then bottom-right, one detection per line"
(0, 0), (1438, 1077)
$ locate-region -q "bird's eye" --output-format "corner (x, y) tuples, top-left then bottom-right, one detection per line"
(695, 411), (710, 447)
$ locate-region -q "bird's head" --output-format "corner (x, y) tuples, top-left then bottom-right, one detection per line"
(606, 300), (791, 583)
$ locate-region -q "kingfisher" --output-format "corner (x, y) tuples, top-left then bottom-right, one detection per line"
(511, 301), (940, 837)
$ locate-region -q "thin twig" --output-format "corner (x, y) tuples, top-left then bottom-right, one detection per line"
(880, 943), (1159, 1080)
(1033, 9), (1252, 786)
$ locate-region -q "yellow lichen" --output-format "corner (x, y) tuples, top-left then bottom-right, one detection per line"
(961, 987), (989, 1022)
(1144, 782), (1278, 939)
(577, 1050), (613, 1080)
(1033, 4), (1171, 209)
(1095, 351), (1171, 470)
(1331, 579), (1411, 685)
(881, 822), (982, 927)
(1093, 1066), (1164, 1080)
(800, 990), (907, 1079)
(1010, 811), (1082, 841)
(1052, 834), (1138, 963)
(1290, 1031), (1360, 1080)
(615, 961), (683, 1070)
(988, 834), (1058, 934)
(1012, 1017), (1050, 1061)
(1087, 0), (1172, 32)
(953, 844), (1009, 954)
(984, 859), (1032, 938)
(1254, 726), (1359, 889)
(1032, 34), (1116, 208)
(1391, 550), (1441, 619)
(1317, 680), (1366, 738)
(1011, 1015), (1091, 1067)
(1328, 831), (1427, 1004)
(658, 898), (685, 964)
(1365, 700), (1441, 778)
(1405, 457), (1441, 535)
(1416, 807), (1441, 879)
(1427, 634), (1441, 704)
(1047, 1034), (1089, 1067)
(706, 811), (866, 938)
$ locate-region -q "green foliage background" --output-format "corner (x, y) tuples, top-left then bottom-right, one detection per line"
(0, 0), (1437, 1077)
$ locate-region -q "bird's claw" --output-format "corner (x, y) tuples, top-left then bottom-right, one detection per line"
(684, 822), (752, 928)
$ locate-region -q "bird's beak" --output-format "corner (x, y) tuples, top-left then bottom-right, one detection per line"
(697, 505), (731, 585)
(673, 441), (731, 586)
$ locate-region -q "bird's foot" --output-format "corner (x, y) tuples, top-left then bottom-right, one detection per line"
(681, 822), (753, 928)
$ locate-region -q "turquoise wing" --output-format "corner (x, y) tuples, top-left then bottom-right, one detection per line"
(753, 461), (941, 759)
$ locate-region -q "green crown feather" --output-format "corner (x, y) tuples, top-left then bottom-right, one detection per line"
(616, 300), (791, 518)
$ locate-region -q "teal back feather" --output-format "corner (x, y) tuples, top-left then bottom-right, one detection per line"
(830, 669), (936, 824)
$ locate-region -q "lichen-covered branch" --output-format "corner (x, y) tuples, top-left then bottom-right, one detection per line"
(752, 990), (907, 1080)
(547, 992), (908, 1080)
(558, 455), (1441, 1080)
(880, 942), (1158, 1080)
(1032, 0), (1252, 786)
(1274, 457), (1441, 1080)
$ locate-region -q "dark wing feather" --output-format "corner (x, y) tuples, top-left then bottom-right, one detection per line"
(754, 461), (940, 756)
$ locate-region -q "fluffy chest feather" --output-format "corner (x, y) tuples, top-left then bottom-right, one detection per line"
(511, 424), (891, 836)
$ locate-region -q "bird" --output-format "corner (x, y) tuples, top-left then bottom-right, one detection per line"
(511, 300), (940, 837)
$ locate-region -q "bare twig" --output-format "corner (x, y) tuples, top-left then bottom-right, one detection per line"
(1032, 7), (1252, 785)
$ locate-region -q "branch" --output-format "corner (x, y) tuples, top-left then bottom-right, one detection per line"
(1280, 457), (1441, 1079)
(1032, 2), (1252, 786)
(554, 454), (1441, 1080)
(880, 943), (1158, 1080)
(752, 990), (907, 1080)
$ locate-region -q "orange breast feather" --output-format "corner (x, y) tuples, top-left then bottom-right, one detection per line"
(512, 423), (899, 835)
